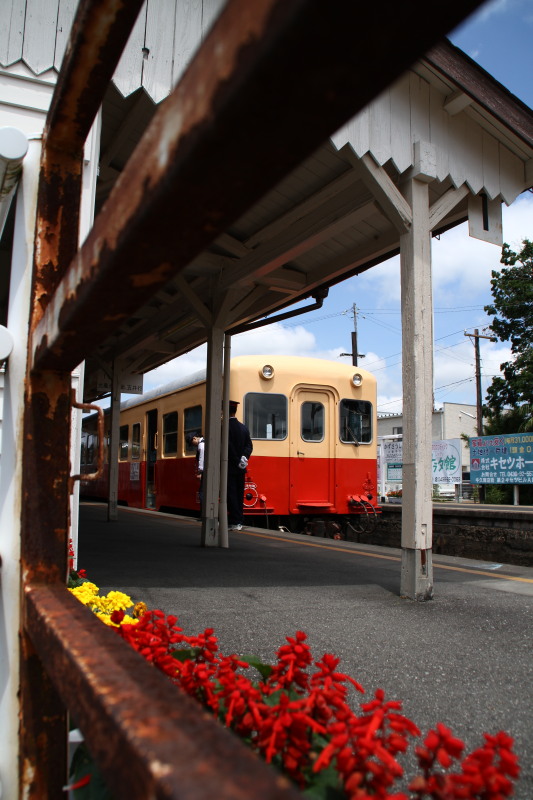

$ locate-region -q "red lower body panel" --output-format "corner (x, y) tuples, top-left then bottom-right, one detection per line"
(82, 455), (378, 517)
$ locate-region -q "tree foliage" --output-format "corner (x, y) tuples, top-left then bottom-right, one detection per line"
(484, 239), (533, 420)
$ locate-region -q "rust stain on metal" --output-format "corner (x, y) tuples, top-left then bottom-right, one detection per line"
(129, 262), (174, 288)
(70, 393), (104, 492)
(45, 0), (146, 155)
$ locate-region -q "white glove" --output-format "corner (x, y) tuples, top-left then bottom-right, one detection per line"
(238, 455), (248, 470)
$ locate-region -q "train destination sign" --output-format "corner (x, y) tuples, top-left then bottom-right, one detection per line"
(470, 433), (533, 485)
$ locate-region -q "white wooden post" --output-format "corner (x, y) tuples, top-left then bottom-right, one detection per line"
(201, 326), (224, 546)
(108, 360), (122, 521)
(399, 158), (434, 600)
(0, 137), (40, 800)
(219, 334), (231, 548)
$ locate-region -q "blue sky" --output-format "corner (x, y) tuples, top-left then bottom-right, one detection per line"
(142, 0), (533, 413)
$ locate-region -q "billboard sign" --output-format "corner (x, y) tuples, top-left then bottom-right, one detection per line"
(381, 438), (462, 485)
(470, 433), (533, 485)
(431, 439), (462, 484)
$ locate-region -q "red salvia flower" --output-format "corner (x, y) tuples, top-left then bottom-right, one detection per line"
(110, 609), (520, 800)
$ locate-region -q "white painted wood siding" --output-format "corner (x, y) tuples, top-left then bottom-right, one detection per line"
(1, 1), (528, 205)
(331, 72), (528, 205)
(1, 0), (226, 102)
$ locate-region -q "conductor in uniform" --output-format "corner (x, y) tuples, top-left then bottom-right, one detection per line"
(227, 400), (253, 530)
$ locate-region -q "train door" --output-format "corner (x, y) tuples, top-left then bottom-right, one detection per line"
(146, 408), (158, 508)
(289, 387), (335, 512)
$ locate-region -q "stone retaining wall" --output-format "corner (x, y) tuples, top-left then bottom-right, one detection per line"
(366, 506), (533, 567)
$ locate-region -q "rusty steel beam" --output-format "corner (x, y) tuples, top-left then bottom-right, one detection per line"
(25, 584), (303, 800)
(32, 0), (485, 373)
(33, 0), (145, 330)
(20, 371), (72, 798)
(44, 0), (145, 156)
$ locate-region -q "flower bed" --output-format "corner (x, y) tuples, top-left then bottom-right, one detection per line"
(66, 560), (520, 799)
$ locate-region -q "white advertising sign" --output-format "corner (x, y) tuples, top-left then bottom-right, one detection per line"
(381, 438), (462, 485)
(431, 439), (462, 485)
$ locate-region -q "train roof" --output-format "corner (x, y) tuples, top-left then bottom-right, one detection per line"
(120, 368), (207, 411)
(117, 355), (375, 412)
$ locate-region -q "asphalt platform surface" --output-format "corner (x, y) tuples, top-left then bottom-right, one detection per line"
(78, 502), (533, 797)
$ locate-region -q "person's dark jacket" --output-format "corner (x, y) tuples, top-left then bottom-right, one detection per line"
(228, 417), (253, 472)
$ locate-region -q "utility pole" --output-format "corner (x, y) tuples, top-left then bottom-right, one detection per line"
(464, 328), (496, 436)
(465, 328), (496, 503)
(340, 304), (365, 366)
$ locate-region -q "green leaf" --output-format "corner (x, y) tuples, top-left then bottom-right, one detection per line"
(68, 574), (89, 589)
(170, 648), (200, 662)
(302, 763), (345, 800)
(239, 654), (274, 680)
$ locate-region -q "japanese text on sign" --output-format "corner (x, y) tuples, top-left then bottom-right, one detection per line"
(381, 439), (462, 484)
(470, 433), (533, 484)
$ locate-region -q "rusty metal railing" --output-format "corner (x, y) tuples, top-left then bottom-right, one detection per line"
(69, 392), (105, 492)
(19, 0), (485, 796)
(25, 584), (301, 799)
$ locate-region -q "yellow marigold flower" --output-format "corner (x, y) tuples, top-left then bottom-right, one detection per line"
(68, 582), (100, 608)
(94, 611), (115, 626)
(102, 590), (133, 612)
(94, 611), (139, 627)
(133, 601), (147, 619)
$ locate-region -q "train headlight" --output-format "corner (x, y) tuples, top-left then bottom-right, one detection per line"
(351, 373), (363, 387)
(260, 364), (275, 380)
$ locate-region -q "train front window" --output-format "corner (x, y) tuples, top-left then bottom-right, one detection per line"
(339, 399), (372, 444)
(132, 423), (141, 459)
(301, 401), (324, 442)
(119, 425), (129, 460)
(244, 393), (287, 440)
(163, 412), (178, 456)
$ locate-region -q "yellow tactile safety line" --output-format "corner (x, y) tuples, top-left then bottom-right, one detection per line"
(113, 506), (533, 585)
(241, 530), (533, 584)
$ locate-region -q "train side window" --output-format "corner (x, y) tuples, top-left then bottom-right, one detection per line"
(339, 400), (372, 444)
(184, 405), (202, 452)
(244, 393), (287, 440)
(119, 425), (129, 460)
(87, 434), (95, 466)
(131, 423), (141, 459)
(301, 401), (324, 442)
(80, 437), (86, 467)
(163, 412), (178, 456)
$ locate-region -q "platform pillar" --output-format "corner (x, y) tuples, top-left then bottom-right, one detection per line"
(399, 170), (434, 600)
(108, 360), (122, 521)
(201, 326), (224, 546)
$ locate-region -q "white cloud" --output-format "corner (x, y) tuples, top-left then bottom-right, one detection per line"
(349, 256), (401, 305)
(232, 323), (316, 356)
(143, 322), (344, 393)
(344, 192), (532, 309)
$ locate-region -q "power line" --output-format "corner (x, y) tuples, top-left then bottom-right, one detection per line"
(378, 376), (475, 410)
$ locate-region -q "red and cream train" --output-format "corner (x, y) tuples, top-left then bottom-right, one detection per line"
(81, 355), (380, 533)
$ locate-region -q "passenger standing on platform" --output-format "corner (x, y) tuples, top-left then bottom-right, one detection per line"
(186, 432), (205, 504)
(227, 400), (253, 530)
